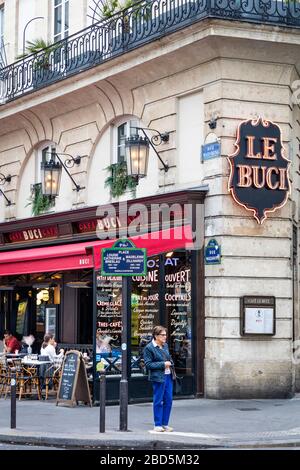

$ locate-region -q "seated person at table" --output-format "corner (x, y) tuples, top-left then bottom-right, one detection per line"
(3, 330), (21, 354)
(40, 333), (64, 363)
(96, 333), (112, 354)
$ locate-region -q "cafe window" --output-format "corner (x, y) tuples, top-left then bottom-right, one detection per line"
(96, 274), (123, 374)
(165, 251), (192, 375)
(131, 255), (161, 361)
(95, 251), (193, 378)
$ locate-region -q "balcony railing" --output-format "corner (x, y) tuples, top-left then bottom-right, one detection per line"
(1, 0), (300, 104)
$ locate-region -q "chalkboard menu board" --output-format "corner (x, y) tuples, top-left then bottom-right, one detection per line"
(56, 350), (92, 407)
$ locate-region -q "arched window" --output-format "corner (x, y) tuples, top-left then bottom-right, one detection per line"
(30, 143), (58, 214)
(36, 143), (57, 184)
(113, 119), (139, 164)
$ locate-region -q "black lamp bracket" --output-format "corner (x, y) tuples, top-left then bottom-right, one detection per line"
(0, 188), (11, 206)
(0, 173), (11, 185)
(134, 127), (170, 173)
(61, 153), (82, 169)
(45, 152), (85, 192)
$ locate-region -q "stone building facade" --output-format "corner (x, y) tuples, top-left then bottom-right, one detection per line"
(0, 0), (299, 399)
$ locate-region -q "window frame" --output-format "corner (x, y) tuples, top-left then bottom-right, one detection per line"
(0, 4), (4, 45)
(36, 143), (57, 183)
(113, 119), (139, 164)
(53, 0), (69, 43)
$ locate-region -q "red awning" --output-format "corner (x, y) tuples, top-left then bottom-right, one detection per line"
(0, 225), (194, 276)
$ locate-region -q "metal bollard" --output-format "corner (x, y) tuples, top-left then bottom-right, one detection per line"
(99, 373), (106, 433)
(10, 368), (16, 429)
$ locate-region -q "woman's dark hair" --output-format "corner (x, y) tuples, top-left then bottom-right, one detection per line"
(4, 329), (12, 336)
(152, 326), (167, 339)
(42, 333), (54, 349)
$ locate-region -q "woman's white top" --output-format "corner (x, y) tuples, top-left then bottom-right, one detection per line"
(40, 344), (63, 363)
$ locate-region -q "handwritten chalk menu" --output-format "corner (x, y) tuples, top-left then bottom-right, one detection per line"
(131, 258), (160, 348)
(56, 350), (92, 407)
(165, 252), (192, 373)
(96, 274), (122, 349)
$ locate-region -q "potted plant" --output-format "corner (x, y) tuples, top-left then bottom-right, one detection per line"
(26, 183), (54, 216)
(17, 38), (60, 88)
(105, 161), (137, 198)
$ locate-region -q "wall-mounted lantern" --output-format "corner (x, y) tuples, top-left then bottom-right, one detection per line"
(41, 153), (84, 197)
(125, 128), (169, 181)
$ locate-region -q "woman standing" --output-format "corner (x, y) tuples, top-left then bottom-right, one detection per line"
(143, 326), (175, 433)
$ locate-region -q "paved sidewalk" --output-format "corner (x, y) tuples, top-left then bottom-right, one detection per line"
(1, 396), (300, 449)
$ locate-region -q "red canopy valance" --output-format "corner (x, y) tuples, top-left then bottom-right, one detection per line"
(0, 226), (194, 276)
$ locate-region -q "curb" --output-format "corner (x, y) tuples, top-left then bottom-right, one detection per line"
(1, 433), (300, 449)
(0, 433), (221, 449)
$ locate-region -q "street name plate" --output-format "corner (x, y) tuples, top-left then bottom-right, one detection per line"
(101, 239), (147, 276)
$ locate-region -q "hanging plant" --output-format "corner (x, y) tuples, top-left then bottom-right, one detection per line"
(26, 183), (54, 216)
(105, 161), (137, 198)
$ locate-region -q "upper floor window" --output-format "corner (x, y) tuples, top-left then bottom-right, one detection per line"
(115, 120), (139, 163)
(0, 5), (6, 68)
(54, 0), (69, 42)
(0, 5), (4, 45)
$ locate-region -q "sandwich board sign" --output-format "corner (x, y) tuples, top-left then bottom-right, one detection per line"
(56, 350), (92, 407)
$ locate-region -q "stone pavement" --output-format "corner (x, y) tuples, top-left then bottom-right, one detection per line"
(1, 396), (300, 449)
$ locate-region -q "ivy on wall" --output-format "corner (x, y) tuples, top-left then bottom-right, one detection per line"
(105, 161), (137, 198)
(26, 183), (54, 216)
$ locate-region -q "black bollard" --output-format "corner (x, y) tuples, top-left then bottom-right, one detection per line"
(99, 373), (106, 433)
(10, 368), (16, 429)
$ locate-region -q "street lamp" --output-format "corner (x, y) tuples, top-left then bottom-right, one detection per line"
(41, 152), (84, 197)
(23, 17), (44, 57)
(41, 159), (62, 197)
(125, 128), (169, 180)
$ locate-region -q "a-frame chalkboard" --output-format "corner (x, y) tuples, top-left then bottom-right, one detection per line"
(56, 350), (92, 407)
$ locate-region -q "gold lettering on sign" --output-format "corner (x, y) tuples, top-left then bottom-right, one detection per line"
(252, 166), (266, 189)
(237, 165), (252, 187)
(279, 168), (288, 190)
(262, 138), (277, 160)
(266, 167), (279, 190)
(246, 136), (261, 159)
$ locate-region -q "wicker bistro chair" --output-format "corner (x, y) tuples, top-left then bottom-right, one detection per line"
(18, 364), (41, 400)
(40, 356), (63, 400)
(0, 357), (9, 398)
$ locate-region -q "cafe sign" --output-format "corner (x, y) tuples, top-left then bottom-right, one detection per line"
(228, 117), (290, 224)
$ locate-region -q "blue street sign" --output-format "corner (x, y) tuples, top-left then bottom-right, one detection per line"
(113, 239), (135, 249)
(201, 141), (221, 161)
(205, 239), (221, 265)
(101, 239), (147, 276)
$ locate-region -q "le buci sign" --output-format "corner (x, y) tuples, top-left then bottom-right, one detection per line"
(101, 239), (147, 276)
(228, 117), (290, 224)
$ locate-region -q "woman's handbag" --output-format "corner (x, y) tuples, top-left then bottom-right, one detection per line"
(171, 365), (177, 381)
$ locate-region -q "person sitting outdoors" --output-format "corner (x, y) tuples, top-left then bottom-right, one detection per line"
(40, 333), (64, 363)
(3, 329), (21, 354)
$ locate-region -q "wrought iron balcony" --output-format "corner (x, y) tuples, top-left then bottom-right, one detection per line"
(0, 0), (300, 104)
